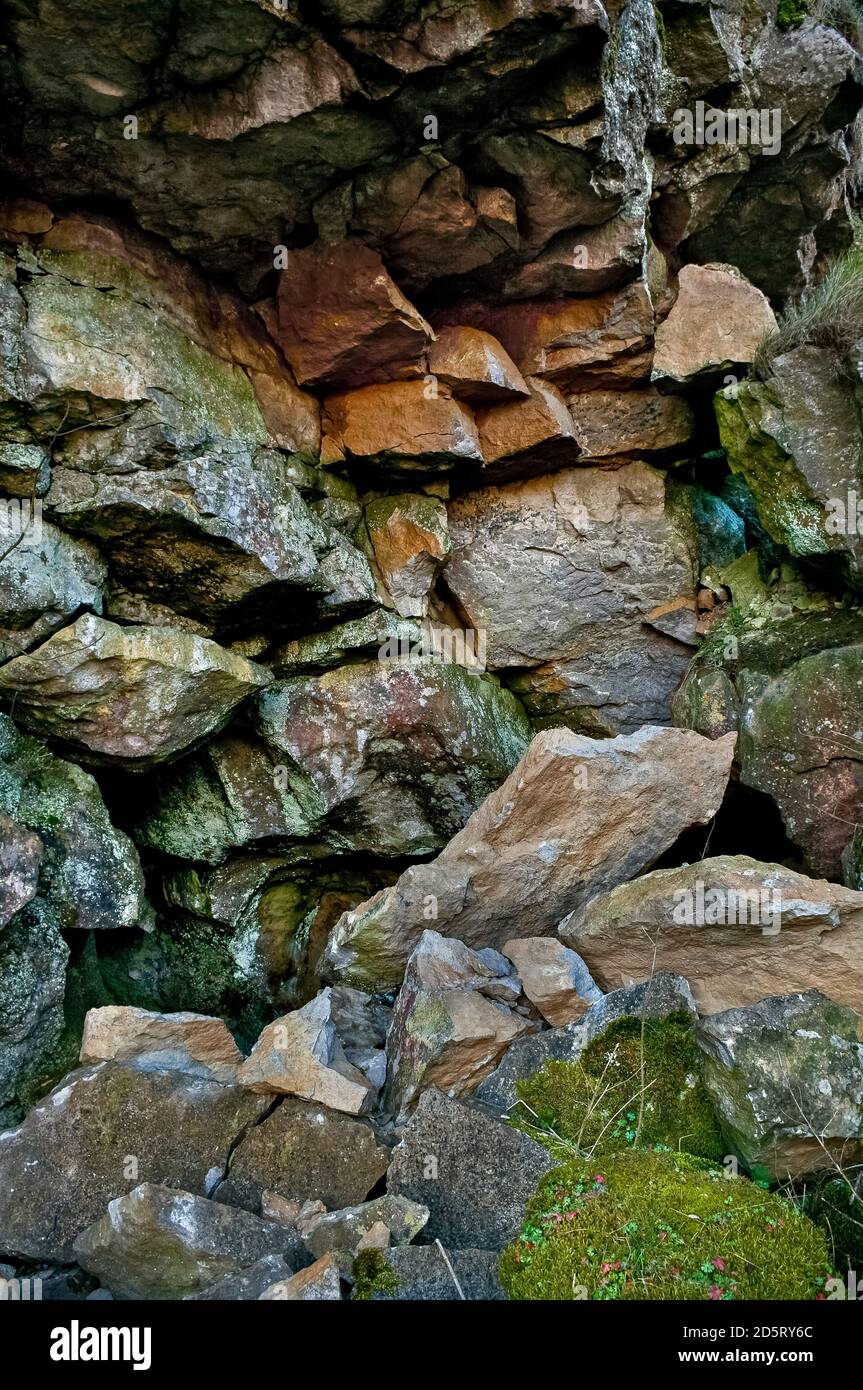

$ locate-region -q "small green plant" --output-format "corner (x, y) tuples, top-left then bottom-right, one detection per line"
(500, 1149), (834, 1300)
(810, 0), (863, 50)
(776, 0), (809, 29)
(352, 1249), (400, 1300)
(753, 240), (863, 376)
(807, 1176), (863, 1270)
(509, 1012), (724, 1163)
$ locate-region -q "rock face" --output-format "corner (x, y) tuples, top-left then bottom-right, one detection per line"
(446, 464), (698, 733)
(74, 1184), (305, 1300)
(325, 726), (735, 990)
(2, 0), (863, 1305)
(0, 1063), (269, 1261)
(0, 614), (271, 767)
(696, 992), (863, 1182)
(561, 857), (863, 1014)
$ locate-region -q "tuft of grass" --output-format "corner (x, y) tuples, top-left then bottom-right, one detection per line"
(811, 0), (863, 49)
(509, 1013), (724, 1164)
(753, 238), (863, 377)
(499, 1149), (834, 1301)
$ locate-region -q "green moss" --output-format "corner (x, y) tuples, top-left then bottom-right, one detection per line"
(510, 1013), (724, 1162)
(500, 1149), (833, 1300)
(352, 1249), (401, 1300)
(776, 0), (808, 28)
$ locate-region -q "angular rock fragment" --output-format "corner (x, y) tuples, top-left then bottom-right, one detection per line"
(0, 614), (271, 767)
(474, 378), (579, 478)
(259, 1253), (343, 1301)
(79, 1007), (244, 1084)
(322, 381), (482, 477)
(74, 1184), (305, 1300)
(0, 1063), (269, 1261)
(216, 1098), (390, 1214)
(652, 263), (777, 387)
(560, 856), (863, 1014)
(239, 990), (376, 1114)
(275, 240), (432, 390)
(696, 991), (863, 1181)
(383, 930), (532, 1117)
(0, 522), (105, 664)
(299, 1195), (429, 1258)
(387, 1090), (552, 1251)
(363, 493), (450, 618)
(325, 726), (735, 991)
(427, 325), (529, 402)
(502, 938), (601, 1026)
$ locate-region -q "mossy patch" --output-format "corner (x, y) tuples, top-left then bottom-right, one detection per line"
(500, 1149), (833, 1300)
(352, 1249), (401, 1300)
(808, 1178), (863, 1271)
(510, 1012), (724, 1162)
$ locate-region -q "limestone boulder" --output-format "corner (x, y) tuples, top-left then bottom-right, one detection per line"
(474, 378), (579, 478)
(502, 937), (602, 1026)
(324, 725), (735, 991)
(566, 386), (694, 462)
(561, 856), (863, 1014)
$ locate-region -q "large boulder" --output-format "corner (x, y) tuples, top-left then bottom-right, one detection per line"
(387, 1089), (552, 1251)
(383, 930), (532, 1118)
(696, 991), (863, 1182)
(324, 725), (735, 991)
(322, 381), (482, 477)
(79, 1006), (244, 1084)
(446, 463), (698, 733)
(0, 614), (271, 767)
(561, 856), (863, 1014)
(74, 1184), (305, 1300)
(0, 1062), (270, 1261)
(214, 1098), (390, 1214)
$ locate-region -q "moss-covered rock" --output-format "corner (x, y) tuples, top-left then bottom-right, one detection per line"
(500, 1148), (832, 1300)
(510, 1012), (724, 1162)
(352, 1249), (401, 1300)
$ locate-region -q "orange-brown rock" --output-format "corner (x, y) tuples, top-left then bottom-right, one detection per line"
(502, 937), (601, 1026)
(79, 1006), (244, 1084)
(437, 280), (654, 390)
(475, 378), (578, 477)
(652, 262), (778, 387)
(322, 380), (482, 475)
(276, 240), (432, 390)
(364, 493), (450, 617)
(239, 989), (376, 1115)
(427, 325), (529, 402)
